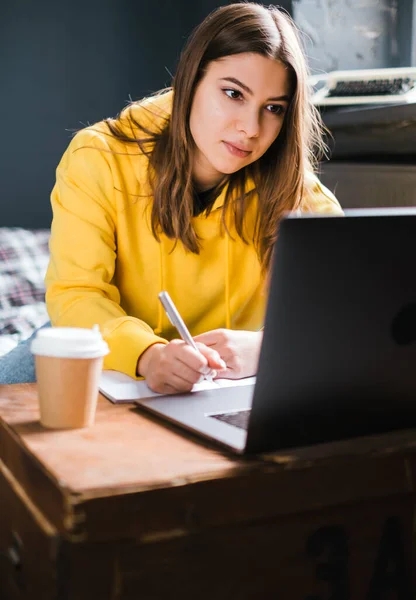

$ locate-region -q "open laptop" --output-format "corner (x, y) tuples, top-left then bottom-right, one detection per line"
(136, 208), (416, 455)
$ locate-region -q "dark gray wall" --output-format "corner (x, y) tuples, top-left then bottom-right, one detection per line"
(1, 0), (236, 229)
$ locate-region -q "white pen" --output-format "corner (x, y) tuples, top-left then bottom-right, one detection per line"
(158, 291), (217, 383)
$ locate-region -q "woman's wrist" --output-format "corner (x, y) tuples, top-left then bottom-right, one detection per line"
(136, 343), (165, 377)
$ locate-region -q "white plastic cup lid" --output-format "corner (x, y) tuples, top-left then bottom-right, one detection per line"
(30, 326), (109, 359)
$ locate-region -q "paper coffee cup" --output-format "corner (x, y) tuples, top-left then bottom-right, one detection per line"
(31, 326), (109, 429)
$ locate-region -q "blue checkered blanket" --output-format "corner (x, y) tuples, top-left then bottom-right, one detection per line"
(0, 228), (50, 356)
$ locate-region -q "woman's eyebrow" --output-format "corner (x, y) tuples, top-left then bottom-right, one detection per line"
(219, 77), (290, 102)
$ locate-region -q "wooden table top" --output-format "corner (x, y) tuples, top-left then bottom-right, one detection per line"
(0, 384), (249, 495)
(1, 382), (416, 494)
(2, 383), (416, 542)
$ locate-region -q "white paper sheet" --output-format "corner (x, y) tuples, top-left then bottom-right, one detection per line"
(99, 370), (256, 403)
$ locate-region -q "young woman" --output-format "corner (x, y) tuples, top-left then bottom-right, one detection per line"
(0, 3), (342, 390)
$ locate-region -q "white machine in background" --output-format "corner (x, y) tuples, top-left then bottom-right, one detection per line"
(311, 67), (416, 106)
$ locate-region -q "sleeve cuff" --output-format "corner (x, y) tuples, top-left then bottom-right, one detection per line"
(102, 319), (168, 379)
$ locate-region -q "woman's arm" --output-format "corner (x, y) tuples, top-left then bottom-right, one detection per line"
(45, 128), (168, 379)
(45, 128), (225, 390)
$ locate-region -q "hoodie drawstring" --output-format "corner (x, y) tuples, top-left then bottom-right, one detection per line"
(154, 239), (164, 336)
(224, 218), (231, 330)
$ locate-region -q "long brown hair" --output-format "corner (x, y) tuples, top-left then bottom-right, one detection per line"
(105, 3), (327, 273)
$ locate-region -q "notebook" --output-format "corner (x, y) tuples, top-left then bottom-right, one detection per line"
(99, 370), (256, 403)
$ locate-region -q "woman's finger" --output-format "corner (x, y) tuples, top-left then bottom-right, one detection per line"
(166, 372), (195, 393)
(172, 357), (204, 385)
(193, 329), (226, 347)
(195, 342), (227, 369)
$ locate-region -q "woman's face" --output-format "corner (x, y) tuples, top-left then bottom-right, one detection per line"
(189, 52), (291, 191)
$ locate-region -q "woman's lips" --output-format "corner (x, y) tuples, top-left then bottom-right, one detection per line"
(223, 141), (252, 158)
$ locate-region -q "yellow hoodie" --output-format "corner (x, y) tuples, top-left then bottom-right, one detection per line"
(45, 91), (343, 378)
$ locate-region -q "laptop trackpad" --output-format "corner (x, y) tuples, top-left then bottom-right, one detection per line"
(209, 409), (251, 431)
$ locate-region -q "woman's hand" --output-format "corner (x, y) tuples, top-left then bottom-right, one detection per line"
(193, 329), (263, 380)
(137, 340), (226, 394)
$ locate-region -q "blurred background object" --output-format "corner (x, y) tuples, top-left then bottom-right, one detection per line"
(294, 0), (415, 73)
(294, 0), (416, 209)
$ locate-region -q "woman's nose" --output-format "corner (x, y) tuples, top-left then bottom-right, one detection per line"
(237, 109), (260, 138)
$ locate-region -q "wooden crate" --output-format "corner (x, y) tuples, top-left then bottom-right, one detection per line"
(0, 383), (415, 599)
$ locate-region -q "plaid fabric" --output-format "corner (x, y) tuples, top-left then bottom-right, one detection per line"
(0, 228), (50, 356)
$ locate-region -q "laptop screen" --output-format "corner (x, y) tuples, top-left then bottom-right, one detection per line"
(246, 209), (416, 453)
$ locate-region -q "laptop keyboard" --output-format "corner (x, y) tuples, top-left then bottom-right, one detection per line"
(210, 409), (251, 431)
(328, 78), (413, 96)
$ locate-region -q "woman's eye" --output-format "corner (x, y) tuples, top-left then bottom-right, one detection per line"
(267, 104), (285, 115)
(224, 88), (243, 100)
(223, 90), (285, 115)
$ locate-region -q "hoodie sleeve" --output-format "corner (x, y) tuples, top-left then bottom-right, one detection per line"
(45, 128), (167, 379)
(300, 172), (344, 215)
